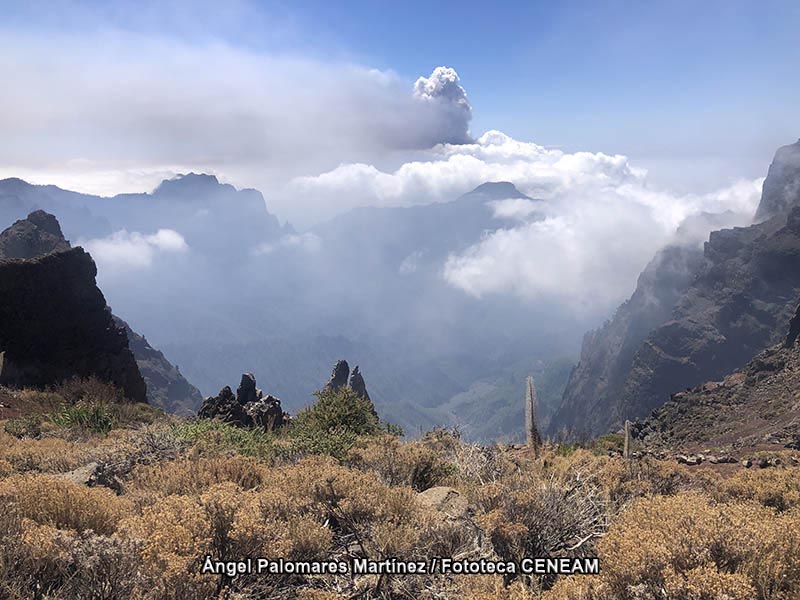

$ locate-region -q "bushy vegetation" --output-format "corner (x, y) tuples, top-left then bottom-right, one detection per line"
(1, 382), (799, 599)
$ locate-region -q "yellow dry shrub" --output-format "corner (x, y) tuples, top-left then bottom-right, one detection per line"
(127, 454), (267, 499)
(298, 591), (349, 600)
(455, 575), (537, 600)
(0, 474), (131, 534)
(662, 565), (756, 600)
(0, 434), (94, 473)
(349, 434), (453, 491)
(0, 457), (12, 478)
(597, 492), (800, 599)
(119, 493), (216, 600)
(543, 576), (608, 600)
(267, 456), (426, 558)
(717, 467), (800, 511)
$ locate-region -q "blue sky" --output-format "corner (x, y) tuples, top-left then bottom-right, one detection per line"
(1, 0), (798, 200)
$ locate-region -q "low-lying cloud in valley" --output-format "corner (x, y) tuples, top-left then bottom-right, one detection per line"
(82, 229), (188, 269)
(289, 130), (763, 308)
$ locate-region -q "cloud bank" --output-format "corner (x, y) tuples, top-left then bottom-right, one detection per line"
(0, 28), (471, 199)
(289, 131), (763, 308)
(82, 229), (188, 269)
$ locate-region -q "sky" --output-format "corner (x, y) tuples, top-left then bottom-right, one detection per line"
(0, 0), (797, 229)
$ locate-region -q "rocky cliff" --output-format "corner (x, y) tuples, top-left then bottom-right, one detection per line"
(0, 209), (71, 258)
(637, 301), (800, 453)
(0, 248), (147, 402)
(114, 317), (203, 414)
(551, 244), (706, 437)
(0, 211), (202, 411)
(553, 140), (800, 437)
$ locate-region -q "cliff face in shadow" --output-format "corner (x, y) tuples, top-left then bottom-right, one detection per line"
(553, 139), (800, 438)
(0, 210), (202, 411)
(0, 248), (147, 402)
(638, 300), (800, 453)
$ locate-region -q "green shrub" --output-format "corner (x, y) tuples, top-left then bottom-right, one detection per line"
(3, 415), (43, 439)
(288, 388), (382, 460)
(51, 402), (115, 434)
(174, 419), (278, 459)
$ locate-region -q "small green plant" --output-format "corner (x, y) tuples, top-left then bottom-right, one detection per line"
(174, 419), (278, 459)
(51, 402), (115, 434)
(3, 415), (43, 439)
(591, 433), (624, 455)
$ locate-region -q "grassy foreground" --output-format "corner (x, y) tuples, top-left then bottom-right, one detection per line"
(1, 380), (799, 599)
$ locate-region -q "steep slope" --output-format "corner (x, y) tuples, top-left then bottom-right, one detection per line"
(754, 139), (800, 222)
(0, 248), (147, 402)
(638, 301), (800, 453)
(554, 139), (800, 437)
(551, 244), (706, 437)
(0, 211), (202, 412)
(113, 317), (203, 414)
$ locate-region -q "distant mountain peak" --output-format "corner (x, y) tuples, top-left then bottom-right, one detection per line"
(153, 172), (229, 197)
(469, 181), (526, 197)
(754, 138), (800, 222)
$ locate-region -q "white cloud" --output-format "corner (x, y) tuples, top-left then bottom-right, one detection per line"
(289, 130), (763, 308)
(0, 27), (472, 199)
(82, 229), (188, 269)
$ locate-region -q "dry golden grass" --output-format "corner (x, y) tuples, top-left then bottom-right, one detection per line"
(2, 386), (800, 599)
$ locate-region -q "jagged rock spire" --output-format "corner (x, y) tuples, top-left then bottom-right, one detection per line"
(525, 375), (542, 451)
(349, 365), (370, 402)
(323, 360), (350, 393)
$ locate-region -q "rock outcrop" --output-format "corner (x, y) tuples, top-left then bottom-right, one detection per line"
(754, 139), (800, 222)
(348, 365), (370, 402)
(553, 140), (800, 437)
(637, 300), (800, 453)
(0, 210), (71, 259)
(552, 244), (706, 437)
(0, 248), (147, 402)
(323, 360), (351, 393)
(0, 211), (201, 412)
(199, 373), (287, 431)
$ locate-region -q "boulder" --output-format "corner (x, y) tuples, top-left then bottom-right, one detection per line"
(199, 385), (252, 427)
(245, 395), (286, 431)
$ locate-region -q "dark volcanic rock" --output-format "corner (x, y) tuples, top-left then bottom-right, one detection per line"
(348, 365), (371, 402)
(114, 316), (203, 414)
(552, 244), (705, 437)
(323, 360), (350, 393)
(199, 386), (250, 426)
(236, 373), (259, 405)
(245, 395), (285, 430)
(0, 210), (71, 259)
(639, 301), (800, 453)
(199, 374), (286, 431)
(755, 139), (800, 222)
(553, 140), (800, 438)
(0, 248), (147, 402)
